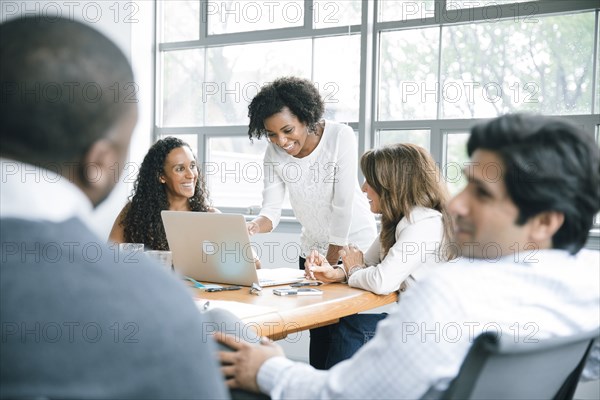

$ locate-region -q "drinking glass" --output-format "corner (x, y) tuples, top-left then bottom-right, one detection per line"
(145, 250), (173, 270)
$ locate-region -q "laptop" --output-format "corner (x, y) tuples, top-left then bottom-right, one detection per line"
(161, 211), (304, 287)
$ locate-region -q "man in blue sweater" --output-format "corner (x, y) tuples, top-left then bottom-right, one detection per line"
(0, 16), (228, 398)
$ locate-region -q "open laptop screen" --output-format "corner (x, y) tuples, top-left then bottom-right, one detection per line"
(161, 211), (303, 287)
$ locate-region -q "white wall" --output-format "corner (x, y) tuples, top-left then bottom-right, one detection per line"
(91, 1), (155, 239)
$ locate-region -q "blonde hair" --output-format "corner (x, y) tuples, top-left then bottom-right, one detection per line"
(361, 143), (456, 264)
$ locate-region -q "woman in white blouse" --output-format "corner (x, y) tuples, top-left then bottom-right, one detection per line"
(245, 76), (377, 369)
(307, 143), (456, 367)
(245, 77), (376, 265)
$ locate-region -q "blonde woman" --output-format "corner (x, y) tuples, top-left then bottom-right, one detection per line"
(307, 143), (456, 367)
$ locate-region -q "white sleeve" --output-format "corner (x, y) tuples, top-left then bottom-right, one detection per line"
(348, 215), (443, 295)
(257, 275), (469, 399)
(258, 146), (285, 230)
(363, 235), (381, 266)
(328, 126), (359, 245)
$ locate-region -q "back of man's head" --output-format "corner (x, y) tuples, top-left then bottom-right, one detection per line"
(0, 16), (134, 167)
(467, 113), (600, 254)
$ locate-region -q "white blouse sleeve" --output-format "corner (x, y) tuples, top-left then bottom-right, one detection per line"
(363, 235), (381, 267)
(348, 213), (444, 295)
(328, 126), (359, 245)
(258, 146), (285, 230)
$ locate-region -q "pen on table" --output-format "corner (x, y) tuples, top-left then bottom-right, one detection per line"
(291, 281), (323, 287)
(205, 286), (242, 292)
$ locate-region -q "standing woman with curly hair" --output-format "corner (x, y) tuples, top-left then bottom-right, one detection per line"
(109, 137), (217, 250)
(245, 76), (377, 369)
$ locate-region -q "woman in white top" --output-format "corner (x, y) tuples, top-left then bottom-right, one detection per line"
(246, 76), (376, 265)
(245, 77), (377, 369)
(307, 143), (456, 367)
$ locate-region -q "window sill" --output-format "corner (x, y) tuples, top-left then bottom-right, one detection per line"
(241, 214), (600, 250)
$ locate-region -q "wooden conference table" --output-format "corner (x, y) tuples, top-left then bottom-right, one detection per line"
(192, 282), (398, 340)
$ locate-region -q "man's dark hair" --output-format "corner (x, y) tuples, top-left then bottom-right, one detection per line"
(0, 17), (134, 166)
(468, 113), (600, 254)
(247, 76), (324, 140)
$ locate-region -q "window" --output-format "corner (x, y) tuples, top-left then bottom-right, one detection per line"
(378, 0), (435, 22)
(444, 132), (470, 196)
(440, 13), (595, 118)
(313, 0), (362, 29)
(377, 129), (431, 149)
(160, 0), (200, 42)
(160, 49), (204, 127)
(205, 136), (270, 208)
(594, 125), (600, 229)
(206, 0), (304, 34)
(378, 27), (440, 121)
(449, 0), (534, 9)
(156, 0), (600, 217)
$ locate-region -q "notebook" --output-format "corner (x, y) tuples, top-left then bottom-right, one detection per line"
(161, 211), (304, 287)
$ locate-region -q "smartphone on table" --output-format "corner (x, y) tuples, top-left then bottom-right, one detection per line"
(273, 288), (323, 296)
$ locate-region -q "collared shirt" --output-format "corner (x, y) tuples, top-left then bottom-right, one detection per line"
(0, 158), (93, 224)
(258, 249), (600, 399)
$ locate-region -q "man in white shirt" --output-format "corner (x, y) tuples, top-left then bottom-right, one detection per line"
(216, 113), (600, 399)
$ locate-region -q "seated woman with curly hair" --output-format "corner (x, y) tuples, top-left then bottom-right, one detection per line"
(109, 136), (218, 250)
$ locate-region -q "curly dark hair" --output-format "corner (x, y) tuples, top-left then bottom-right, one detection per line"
(247, 76), (325, 140)
(121, 137), (211, 250)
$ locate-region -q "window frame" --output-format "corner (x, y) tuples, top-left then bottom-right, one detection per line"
(155, 0), (600, 228)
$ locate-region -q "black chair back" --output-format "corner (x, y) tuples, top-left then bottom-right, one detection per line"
(423, 328), (599, 400)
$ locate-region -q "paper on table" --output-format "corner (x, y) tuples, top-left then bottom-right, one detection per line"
(195, 299), (278, 319)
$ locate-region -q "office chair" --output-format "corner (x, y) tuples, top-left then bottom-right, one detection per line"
(422, 328), (599, 400)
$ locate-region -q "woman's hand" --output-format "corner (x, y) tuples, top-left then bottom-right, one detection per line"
(326, 244), (342, 265)
(339, 244), (365, 274)
(304, 250), (345, 283)
(246, 216), (273, 236)
(246, 221), (260, 236)
(303, 250), (324, 279)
